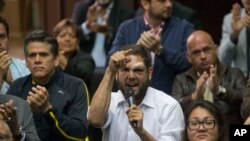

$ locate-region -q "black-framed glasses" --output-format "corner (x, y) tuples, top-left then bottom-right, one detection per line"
(187, 120), (216, 131)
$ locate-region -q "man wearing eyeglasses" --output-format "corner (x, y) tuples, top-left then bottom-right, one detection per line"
(172, 30), (248, 125)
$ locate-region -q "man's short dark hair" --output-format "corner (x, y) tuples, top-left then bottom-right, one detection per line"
(0, 16), (9, 37)
(24, 30), (58, 57)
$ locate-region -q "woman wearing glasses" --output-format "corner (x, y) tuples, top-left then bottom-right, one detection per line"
(182, 100), (227, 141)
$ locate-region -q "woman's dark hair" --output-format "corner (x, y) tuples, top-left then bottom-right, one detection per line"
(182, 100), (226, 141)
(24, 30), (58, 57)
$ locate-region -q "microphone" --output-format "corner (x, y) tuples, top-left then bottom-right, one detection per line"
(125, 87), (137, 128)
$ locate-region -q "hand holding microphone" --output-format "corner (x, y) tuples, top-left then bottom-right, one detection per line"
(125, 87), (139, 128)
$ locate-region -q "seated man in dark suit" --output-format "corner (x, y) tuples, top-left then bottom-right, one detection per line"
(7, 30), (89, 141)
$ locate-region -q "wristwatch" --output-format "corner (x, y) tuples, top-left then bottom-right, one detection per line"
(218, 86), (226, 98)
(13, 125), (23, 140)
(155, 47), (163, 56)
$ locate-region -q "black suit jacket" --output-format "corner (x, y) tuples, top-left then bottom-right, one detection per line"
(72, 0), (134, 54)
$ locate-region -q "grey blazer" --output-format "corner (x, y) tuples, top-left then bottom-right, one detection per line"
(0, 95), (40, 141)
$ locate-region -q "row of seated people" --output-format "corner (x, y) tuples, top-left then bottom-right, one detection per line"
(1, 26), (250, 140)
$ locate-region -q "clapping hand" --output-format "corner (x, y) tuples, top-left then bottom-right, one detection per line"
(27, 85), (52, 113)
(0, 100), (21, 137)
(85, 2), (109, 34)
(137, 28), (163, 54)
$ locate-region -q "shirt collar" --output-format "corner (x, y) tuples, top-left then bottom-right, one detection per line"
(116, 87), (156, 109)
(32, 69), (59, 89)
(140, 87), (155, 108)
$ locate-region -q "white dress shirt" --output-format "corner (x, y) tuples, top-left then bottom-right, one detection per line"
(101, 87), (184, 141)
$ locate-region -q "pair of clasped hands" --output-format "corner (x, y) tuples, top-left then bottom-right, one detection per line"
(192, 65), (219, 100)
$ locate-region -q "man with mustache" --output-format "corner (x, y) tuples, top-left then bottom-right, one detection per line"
(7, 30), (89, 141)
(88, 45), (184, 141)
(172, 30), (247, 125)
(108, 0), (194, 94)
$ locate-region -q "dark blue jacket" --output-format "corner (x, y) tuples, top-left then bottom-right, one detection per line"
(108, 16), (194, 94)
(7, 70), (88, 141)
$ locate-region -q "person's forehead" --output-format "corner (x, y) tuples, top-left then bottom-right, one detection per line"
(189, 40), (212, 50)
(189, 107), (214, 119)
(27, 42), (51, 52)
(59, 26), (74, 33)
(0, 23), (7, 33)
(126, 55), (145, 66)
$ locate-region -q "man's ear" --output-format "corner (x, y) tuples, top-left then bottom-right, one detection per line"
(140, 0), (150, 10)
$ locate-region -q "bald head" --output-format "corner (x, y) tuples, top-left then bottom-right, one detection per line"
(186, 30), (218, 73)
(187, 30), (214, 51)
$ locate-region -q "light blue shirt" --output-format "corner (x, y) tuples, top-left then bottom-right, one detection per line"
(101, 87), (184, 141)
(0, 58), (30, 94)
(219, 9), (249, 76)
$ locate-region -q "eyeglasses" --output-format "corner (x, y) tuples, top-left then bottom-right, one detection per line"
(189, 45), (215, 57)
(187, 120), (216, 131)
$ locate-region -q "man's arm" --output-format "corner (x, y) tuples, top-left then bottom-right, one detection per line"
(88, 50), (130, 127)
(218, 14), (237, 66)
(218, 68), (246, 110)
(87, 67), (115, 127)
(157, 23), (193, 73)
(172, 74), (193, 107)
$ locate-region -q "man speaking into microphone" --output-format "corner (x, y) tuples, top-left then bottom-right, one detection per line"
(88, 45), (184, 141)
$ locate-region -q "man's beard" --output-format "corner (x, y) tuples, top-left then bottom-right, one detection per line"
(134, 81), (149, 102)
(117, 80), (150, 102)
